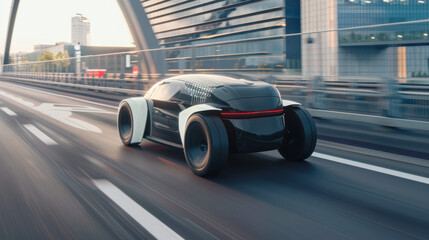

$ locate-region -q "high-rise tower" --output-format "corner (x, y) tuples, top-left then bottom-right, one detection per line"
(71, 13), (90, 46)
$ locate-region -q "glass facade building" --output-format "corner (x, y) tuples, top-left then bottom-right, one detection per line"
(338, 0), (429, 77)
(338, 0), (429, 27)
(141, 0), (301, 71)
(302, 0), (429, 78)
(338, 0), (429, 45)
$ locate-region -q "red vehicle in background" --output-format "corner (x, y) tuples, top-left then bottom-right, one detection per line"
(86, 69), (106, 78)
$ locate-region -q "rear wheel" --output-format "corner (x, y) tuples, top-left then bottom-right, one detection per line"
(278, 106), (317, 161)
(184, 114), (229, 176)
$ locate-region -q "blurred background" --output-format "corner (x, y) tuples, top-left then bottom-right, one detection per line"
(2, 0), (429, 125)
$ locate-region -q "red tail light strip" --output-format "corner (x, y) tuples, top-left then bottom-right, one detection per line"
(220, 109), (284, 119)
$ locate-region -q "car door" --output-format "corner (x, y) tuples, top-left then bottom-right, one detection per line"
(149, 81), (184, 145)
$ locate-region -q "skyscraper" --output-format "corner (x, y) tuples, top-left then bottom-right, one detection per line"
(71, 13), (91, 46)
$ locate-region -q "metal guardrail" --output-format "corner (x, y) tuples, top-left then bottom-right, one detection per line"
(0, 71), (151, 92)
(2, 73), (429, 121)
(273, 75), (429, 121)
(308, 109), (429, 132)
(0, 75), (144, 95)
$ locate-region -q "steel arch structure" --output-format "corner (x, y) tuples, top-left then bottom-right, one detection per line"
(3, 0), (20, 66)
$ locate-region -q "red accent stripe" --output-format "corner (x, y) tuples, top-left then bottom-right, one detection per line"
(220, 109), (284, 119)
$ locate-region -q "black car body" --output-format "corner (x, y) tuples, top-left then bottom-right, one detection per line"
(118, 74), (317, 176)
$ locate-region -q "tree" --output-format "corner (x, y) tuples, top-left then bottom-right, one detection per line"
(36, 51), (54, 72)
(64, 50), (69, 59)
(53, 50), (70, 72)
(55, 51), (64, 59)
(38, 51), (54, 61)
(63, 51), (70, 71)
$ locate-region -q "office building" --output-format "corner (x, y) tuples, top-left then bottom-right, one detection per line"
(302, 0), (429, 78)
(34, 44), (55, 52)
(141, 0), (301, 72)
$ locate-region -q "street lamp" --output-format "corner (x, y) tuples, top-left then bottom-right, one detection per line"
(74, 43), (81, 80)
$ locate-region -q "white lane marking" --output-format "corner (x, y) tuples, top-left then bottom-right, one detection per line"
(33, 103), (104, 133)
(312, 152), (429, 185)
(318, 140), (429, 168)
(1, 107), (17, 116)
(0, 91), (105, 133)
(93, 179), (184, 240)
(1, 82), (118, 109)
(47, 103), (115, 114)
(23, 124), (58, 145)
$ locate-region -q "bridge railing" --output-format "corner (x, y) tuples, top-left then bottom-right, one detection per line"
(2, 20), (429, 128)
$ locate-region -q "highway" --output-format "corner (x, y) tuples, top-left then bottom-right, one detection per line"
(0, 80), (428, 240)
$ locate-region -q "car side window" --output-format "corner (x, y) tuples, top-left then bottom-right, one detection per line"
(149, 81), (183, 102)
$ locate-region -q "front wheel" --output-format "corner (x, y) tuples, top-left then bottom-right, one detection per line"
(184, 114), (229, 177)
(117, 98), (148, 146)
(278, 106), (317, 161)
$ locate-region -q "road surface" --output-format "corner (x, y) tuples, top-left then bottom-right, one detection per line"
(0, 80), (428, 240)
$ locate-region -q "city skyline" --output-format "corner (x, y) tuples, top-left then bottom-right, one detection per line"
(0, 0), (133, 54)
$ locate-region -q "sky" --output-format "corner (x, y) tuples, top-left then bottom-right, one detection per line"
(0, 0), (134, 54)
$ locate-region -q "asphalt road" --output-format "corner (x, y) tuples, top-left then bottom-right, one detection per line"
(0, 80), (428, 240)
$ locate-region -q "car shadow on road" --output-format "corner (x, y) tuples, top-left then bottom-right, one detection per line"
(217, 151), (317, 181)
(130, 141), (188, 166)
(129, 141), (319, 190)
(134, 141), (317, 178)
(131, 141), (319, 178)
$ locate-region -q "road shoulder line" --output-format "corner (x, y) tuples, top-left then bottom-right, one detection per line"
(313, 152), (429, 185)
(318, 140), (429, 168)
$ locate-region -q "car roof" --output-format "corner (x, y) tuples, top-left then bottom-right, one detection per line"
(165, 74), (265, 87)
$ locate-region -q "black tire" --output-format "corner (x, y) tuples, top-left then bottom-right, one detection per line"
(278, 106), (317, 161)
(184, 114), (229, 176)
(118, 102), (135, 146)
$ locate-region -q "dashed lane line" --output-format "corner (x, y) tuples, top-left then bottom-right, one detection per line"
(23, 124), (58, 145)
(93, 179), (184, 240)
(312, 152), (429, 185)
(1, 107), (17, 116)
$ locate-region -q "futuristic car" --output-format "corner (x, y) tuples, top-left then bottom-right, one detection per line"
(117, 74), (317, 176)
